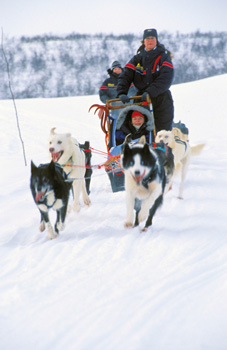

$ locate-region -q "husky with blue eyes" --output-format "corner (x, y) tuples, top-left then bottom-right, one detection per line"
(155, 128), (205, 199)
(121, 135), (174, 231)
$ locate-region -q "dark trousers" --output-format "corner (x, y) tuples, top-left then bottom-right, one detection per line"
(151, 90), (174, 132)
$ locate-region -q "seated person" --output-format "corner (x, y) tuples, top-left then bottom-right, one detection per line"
(115, 107), (154, 146)
(99, 61), (123, 105)
(99, 61), (137, 120)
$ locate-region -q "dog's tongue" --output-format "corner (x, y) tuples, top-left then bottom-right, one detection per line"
(52, 152), (60, 162)
(135, 175), (143, 183)
(134, 170), (146, 184)
(35, 191), (46, 202)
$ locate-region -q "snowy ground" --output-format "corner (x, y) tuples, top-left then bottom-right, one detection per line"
(0, 74), (227, 350)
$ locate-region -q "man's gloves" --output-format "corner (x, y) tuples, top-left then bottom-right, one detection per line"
(119, 94), (130, 104)
(119, 92), (150, 104)
(141, 92), (150, 102)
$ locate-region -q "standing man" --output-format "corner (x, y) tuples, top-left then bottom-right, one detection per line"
(117, 28), (174, 132)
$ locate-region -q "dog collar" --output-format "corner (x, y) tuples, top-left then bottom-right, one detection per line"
(151, 142), (167, 153)
(142, 169), (157, 189)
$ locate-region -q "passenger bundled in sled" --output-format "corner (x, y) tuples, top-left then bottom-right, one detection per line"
(107, 103), (155, 192)
(89, 95), (155, 192)
(115, 106), (154, 146)
(108, 103), (155, 154)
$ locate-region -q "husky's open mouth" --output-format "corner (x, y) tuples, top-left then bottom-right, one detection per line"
(35, 190), (47, 202)
(133, 170), (146, 184)
(51, 151), (63, 162)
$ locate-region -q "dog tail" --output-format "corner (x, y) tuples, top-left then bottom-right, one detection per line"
(191, 143), (205, 157)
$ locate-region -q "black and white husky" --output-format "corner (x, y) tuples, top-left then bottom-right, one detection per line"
(30, 160), (72, 239)
(121, 136), (174, 231)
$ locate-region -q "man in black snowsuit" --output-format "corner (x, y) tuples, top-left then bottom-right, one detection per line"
(117, 29), (174, 132)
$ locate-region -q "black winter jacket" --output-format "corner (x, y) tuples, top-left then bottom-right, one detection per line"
(99, 69), (137, 104)
(99, 70), (119, 104)
(117, 44), (174, 98)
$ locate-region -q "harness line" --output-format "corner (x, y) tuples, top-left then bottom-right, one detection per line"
(61, 141), (168, 181)
(59, 147), (122, 174)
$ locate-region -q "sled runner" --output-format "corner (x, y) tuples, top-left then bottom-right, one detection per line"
(89, 96), (155, 192)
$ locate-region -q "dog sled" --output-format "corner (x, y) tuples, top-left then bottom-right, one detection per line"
(89, 96), (156, 192)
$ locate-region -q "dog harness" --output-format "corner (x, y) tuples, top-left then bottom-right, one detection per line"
(61, 145), (89, 179)
(142, 168), (158, 189)
(151, 142), (167, 154)
(63, 156), (74, 177)
(141, 143), (167, 189)
(174, 137), (187, 151)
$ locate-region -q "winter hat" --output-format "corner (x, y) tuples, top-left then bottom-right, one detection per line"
(143, 28), (158, 41)
(111, 61), (122, 70)
(131, 111), (145, 119)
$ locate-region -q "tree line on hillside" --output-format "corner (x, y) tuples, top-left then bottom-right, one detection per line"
(0, 31), (226, 99)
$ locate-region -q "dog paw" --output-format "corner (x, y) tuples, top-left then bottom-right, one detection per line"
(138, 210), (148, 223)
(124, 222), (133, 228)
(67, 204), (72, 213)
(56, 222), (65, 231)
(48, 231), (58, 239)
(46, 223), (58, 239)
(84, 197), (91, 206)
(39, 221), (45, 232)
(177, 195), (183, 200)
(73, 203), (81, 212)
(168, 184), (173, 191)
(140, 227), (148, 232)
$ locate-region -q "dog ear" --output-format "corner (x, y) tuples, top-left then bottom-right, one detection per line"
(49, 160), (56, 172)
(31, 160), (37, 172)
(137, 135), (146, 145)
(124, 133), (132, 144)
(50, 127), (56, 135)
(143, 143), (152, 156)
(121, 133), (132, 154)
(121, 143), (130, 156)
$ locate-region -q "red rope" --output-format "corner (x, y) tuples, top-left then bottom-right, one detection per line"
(61, 147), (123, 173)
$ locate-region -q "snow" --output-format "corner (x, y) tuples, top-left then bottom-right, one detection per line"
(0, 74), (227, 350)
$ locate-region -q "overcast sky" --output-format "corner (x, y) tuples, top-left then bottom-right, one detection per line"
(1, 0), (227, 38)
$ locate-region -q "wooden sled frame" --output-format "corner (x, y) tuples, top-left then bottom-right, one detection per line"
(89, 95), (153, 150)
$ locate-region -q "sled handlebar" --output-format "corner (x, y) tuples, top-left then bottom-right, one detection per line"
(106, 95), (151, 110)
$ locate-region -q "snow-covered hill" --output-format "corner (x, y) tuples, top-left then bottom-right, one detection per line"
(0, 74), (226, 350)
(1, 31), (227, 99)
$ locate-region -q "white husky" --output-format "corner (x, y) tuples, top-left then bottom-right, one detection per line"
(155, 129), (205, 199)
(48, 128), (91, 211)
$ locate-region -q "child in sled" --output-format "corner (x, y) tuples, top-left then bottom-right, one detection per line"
(107, 105), (155, 192)
(115, 106), (154, 146)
